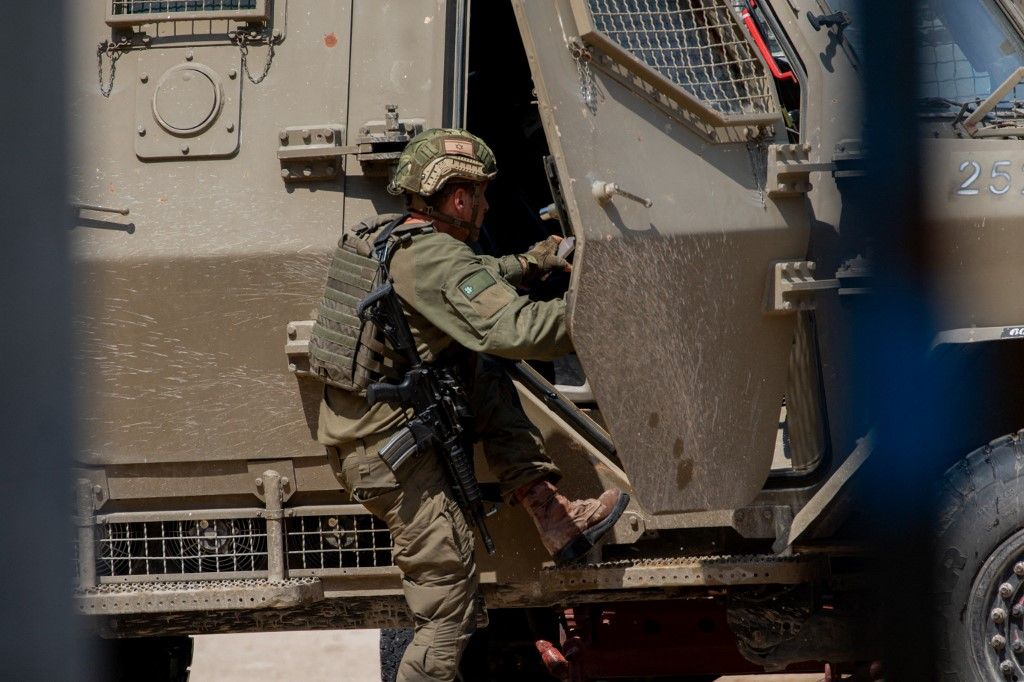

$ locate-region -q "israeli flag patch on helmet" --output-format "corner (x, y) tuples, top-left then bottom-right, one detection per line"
(444, 138), (475, 158)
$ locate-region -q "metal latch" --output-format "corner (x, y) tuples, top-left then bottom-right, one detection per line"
(342, 104), (425, 176)
(285, 320), (314, 376)
(278, 125), (346, 182)
(765, 256), (871, 313)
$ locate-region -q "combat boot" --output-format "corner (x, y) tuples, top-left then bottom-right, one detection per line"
(514, 479), (629, 564)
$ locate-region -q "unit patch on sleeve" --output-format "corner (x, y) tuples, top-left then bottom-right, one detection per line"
(452, 268), (516, 320)
(458, 269), (497, 300)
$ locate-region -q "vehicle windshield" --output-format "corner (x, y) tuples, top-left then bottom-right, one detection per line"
(827, 0), (1024, 104)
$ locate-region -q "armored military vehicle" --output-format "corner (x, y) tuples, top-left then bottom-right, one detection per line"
(69, 0), (1024, 679)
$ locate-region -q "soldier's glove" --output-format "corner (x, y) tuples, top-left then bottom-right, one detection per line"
(519, 235), (570, 282)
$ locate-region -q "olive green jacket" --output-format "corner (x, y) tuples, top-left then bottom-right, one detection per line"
(317, 215), (572, 449)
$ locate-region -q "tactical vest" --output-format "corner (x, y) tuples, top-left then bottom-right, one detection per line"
(308, 214), (433, 393)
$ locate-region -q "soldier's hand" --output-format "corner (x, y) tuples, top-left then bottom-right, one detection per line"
(519, 235), (571, 281)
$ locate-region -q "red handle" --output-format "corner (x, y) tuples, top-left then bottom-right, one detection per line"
(742, 8), (798, 84)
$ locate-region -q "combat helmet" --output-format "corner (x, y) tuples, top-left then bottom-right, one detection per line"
(389, 128), (497, 234)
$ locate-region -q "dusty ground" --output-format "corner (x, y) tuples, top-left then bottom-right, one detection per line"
(190, 630), (381, 681)
(189, 630), (820, 681)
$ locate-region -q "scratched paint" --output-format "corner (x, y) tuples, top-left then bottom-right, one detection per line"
(75, 254), (331, 464)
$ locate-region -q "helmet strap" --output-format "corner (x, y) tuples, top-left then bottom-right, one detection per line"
(409, 191), (482, 242)
(467, 182), (485, 232)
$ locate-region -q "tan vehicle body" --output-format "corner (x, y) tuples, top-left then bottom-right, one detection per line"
(70, 0), (1024, 675)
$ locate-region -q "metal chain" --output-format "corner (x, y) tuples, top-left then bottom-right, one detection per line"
(569, 39), (598, 112)
(746, 130), (772, 207)
(96, 39), (129, 98)
(235, 31), (279, 85)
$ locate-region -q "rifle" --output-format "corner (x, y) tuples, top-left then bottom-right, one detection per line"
(354, 227), (496, 555)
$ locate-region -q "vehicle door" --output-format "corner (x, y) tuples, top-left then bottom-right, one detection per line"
(512, 0), (816, 513)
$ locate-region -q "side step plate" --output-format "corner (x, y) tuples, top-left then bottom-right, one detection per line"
(75, 577), (323, 615)
(540, 555), (824, 592)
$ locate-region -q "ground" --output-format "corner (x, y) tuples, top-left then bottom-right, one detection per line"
(190, 630), (381, 681)
(188, 631), (820, 681)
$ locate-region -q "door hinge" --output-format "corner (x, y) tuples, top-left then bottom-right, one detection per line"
(766, 143), (831, 198)
(767, 140), (864, 198)
(765, 256), (872, 314)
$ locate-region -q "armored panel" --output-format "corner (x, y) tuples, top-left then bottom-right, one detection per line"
(73, 0), (356, 464)
(569, 0), (778, 126)
(513, 0), (807, 514)
(72, 0), (462, 467)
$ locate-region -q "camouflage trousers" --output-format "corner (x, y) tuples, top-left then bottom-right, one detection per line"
(338, 433), (558, 681)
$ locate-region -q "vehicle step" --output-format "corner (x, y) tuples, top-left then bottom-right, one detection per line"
(539, 554), (824, 591)
(75, 577), (323, 616)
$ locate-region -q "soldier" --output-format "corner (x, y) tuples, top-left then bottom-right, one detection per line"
(312, 128), (628, 681)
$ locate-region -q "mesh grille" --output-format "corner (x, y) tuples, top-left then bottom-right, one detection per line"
(286, 514), (394, 570)
(110, 1), (259, 16)
(96, 518), (268, 577)
(587, 0), (773, 117)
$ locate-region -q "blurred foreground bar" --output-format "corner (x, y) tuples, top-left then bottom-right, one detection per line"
(0, 1), (82, 679)
(855, 0), (940, 679)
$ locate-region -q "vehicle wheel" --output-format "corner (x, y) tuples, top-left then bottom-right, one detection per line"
(936, 430), (1024, 679)
(379, 628), (413, 682)
(95, 635), (193, 682)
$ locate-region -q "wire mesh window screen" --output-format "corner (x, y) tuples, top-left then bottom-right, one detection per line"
(286, 514), (394, 570)
(110, 0), (259, 14)
(96, 518), (268, 577)
(586, 0), (774, 118)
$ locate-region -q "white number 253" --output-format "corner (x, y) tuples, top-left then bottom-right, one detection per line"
(957, 160), (1015, 196)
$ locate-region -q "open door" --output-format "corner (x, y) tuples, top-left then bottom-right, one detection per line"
(512, 0), (812, 514)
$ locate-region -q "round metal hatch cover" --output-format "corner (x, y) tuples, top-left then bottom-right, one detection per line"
(152, 64), (223, 136)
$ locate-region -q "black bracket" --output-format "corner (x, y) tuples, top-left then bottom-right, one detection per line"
(807, 10), (852, 33)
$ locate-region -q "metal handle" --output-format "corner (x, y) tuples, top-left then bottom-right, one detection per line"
(538, 202), (561, 222)
(72, 202), (129, 216)
(807, 10), (851, 32)
(591, 181), (653, 208)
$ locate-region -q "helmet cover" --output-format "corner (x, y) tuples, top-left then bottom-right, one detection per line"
(389, 128), (497, 197)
